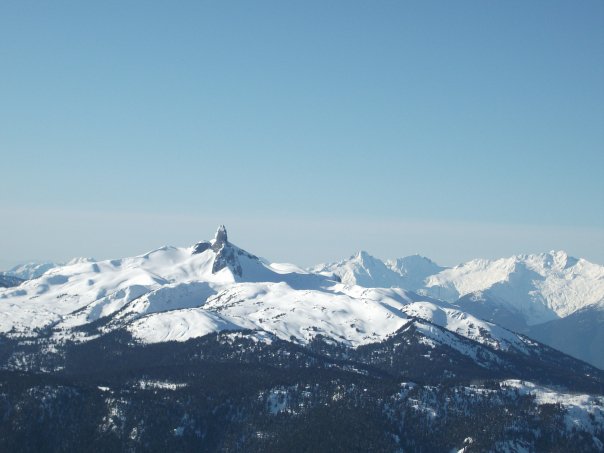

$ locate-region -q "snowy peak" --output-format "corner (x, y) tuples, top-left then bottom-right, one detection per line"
(311, 251), (404, 288)
(355, 250), (375, 262)
(351, 250), (391, 276)
(388, 254), (442, 275)
(522, 250), (578, 272)
(387, 255), (445, 291)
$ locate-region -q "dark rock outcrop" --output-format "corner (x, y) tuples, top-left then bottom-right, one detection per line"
(0, 274), (24, 288)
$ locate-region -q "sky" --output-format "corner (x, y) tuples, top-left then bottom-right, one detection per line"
(1, 1), (603, 268)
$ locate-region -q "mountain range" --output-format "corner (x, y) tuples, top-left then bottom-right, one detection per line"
(312, 248), (604, 369)
(1, 226), (603, 451)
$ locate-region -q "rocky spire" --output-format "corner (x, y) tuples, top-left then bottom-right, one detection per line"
(214, 225), (228, 248)
(210, 225), (245, 276)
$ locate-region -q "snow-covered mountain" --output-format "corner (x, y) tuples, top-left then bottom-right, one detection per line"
(310, 250), (604, 369)
(0, 226), (551, 366)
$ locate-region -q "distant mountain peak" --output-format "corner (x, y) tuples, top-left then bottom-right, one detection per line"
(353, 250), (376, 262)
(388, 255), (443, 273)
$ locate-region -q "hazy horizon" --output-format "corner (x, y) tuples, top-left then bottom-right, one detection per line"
(1, 209), (603, 269)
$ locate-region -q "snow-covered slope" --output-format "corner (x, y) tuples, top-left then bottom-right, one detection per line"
(188, 283), (528, 351)
(114, 281), (536, 371)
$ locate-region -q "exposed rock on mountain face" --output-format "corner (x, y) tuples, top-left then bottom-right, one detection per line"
(211, 226), (239, 275)
(0, 275), (23, 288)
(191, 241), (211, 254)
(210, 225), (260, 277)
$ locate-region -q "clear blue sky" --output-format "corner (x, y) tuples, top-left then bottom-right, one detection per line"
(1, 1), (603, 267)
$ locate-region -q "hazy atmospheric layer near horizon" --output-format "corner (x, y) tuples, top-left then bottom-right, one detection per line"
(1, 1), (603, 268)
